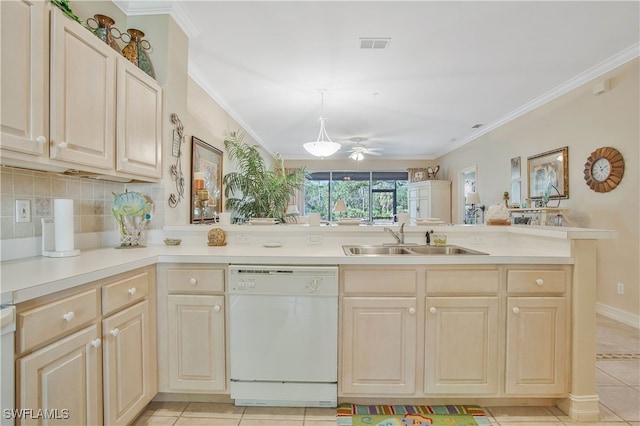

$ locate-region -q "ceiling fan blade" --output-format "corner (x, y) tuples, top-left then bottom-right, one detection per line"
(365, 150), (382, 156)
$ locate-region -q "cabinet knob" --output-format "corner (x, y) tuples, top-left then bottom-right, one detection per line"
(121, 157), (128, 163)
(62, 311), (75, 322)
(512, 307), (520, 314)
(35, 136), (47, 145)
(535, 278), (544, 286)
(189, 278), (197, 286)
(110, 328), (120, 336)
(214, 305), (221, 312)
(58, 141), (68, 149)
(429, 307), (437, 314)
(128, 287), (137, 295)
(90, 338), (101, 348)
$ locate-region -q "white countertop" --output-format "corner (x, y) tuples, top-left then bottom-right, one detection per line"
(1, 224), (616, 304)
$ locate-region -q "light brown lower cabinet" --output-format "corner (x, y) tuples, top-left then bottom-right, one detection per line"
(15, 267), (156, 426)
(157, 264), (227, 394)
(505, 297), (567, 395)
(102, 300), (155, 425)
(17, 325), (103, 425)
(341, 296), (417, 395)
(425, 297), (499, 394)
(340, 265), (569, 398)
(167, 295), (226, 392)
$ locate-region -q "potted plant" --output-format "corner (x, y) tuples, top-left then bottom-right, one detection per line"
(223, 130), (307, 223)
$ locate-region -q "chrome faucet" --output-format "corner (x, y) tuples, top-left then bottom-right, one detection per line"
(384, 223), (405, 244)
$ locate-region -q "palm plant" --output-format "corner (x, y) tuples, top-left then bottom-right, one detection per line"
(223, 131), (307, 222)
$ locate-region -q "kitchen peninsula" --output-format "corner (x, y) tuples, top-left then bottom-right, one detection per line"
(1, 224), (614, 423)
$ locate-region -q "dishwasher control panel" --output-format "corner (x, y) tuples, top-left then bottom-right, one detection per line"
(229, 265), (338, 296)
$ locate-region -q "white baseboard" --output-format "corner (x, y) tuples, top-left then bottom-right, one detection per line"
(596, 302), (640, 329)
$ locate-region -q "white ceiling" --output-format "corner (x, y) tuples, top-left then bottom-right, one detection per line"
(117, 1), (639, 160)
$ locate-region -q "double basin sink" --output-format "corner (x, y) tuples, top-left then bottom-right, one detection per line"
(343, 244), (488, 256)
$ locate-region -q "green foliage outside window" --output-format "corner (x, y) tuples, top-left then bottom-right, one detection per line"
(304, 172), (408, 222)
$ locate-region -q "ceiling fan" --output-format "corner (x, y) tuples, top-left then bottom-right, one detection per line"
(347, 138), (383, 161)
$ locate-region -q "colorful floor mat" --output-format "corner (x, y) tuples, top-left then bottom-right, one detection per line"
(337, 404), (491, 426)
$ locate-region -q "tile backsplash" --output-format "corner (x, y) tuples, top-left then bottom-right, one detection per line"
(0, 166), (164, 240)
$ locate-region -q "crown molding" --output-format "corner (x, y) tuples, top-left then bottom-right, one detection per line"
(111, 1), (199, 38)
(436, 42), (640, 159)
(188, 62), (274, 157)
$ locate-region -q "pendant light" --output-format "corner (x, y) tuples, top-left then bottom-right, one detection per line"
(303, 90), (341, 157)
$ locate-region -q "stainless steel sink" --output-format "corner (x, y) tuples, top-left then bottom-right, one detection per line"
(342, 244), (488, 256)
(406, 245), (488, 255)
(344, 245), (414, 255)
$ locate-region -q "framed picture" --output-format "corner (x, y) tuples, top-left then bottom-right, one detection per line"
(191, 137), (223, 223)
(527, 146), (569, 200)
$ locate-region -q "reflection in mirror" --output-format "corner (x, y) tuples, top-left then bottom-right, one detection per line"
(191, 137), (223, 224)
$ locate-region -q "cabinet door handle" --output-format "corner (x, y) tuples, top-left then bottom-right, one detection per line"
(189, 278), (197, 286)
(110, 328), (120, 336)
(535, 278), (544, 286)
(128, 287), (137, 295)
(121, 157), (128, 163)
(58, 141), (68, 149)
(62, 311), (75, 322)
(408, 307), (416, 315)
(429, 307), (437, 314)
(512, 307), (520, 314)
(213, 305), (221, 312)
(91, 338), (101, 348)
(35, 136), (47, 145)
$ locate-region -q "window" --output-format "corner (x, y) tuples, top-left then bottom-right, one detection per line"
(304, 171), (408, 222)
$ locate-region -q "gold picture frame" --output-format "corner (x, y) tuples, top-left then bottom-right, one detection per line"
(191, 137), (223, 223)
(527, 146), (569, 200)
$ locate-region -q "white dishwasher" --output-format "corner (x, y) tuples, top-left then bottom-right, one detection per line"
(229, 265), (338, 407)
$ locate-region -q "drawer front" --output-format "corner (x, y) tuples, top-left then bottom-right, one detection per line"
(18, 288), (98, 353)
(102, 271), (150, 315)
(342, 269), (417, 295)
(508, 270), (566, 294)
(426, 269), (499, 294)
(167, 268), (225, 293)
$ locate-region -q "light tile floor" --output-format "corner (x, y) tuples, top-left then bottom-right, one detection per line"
(133, 315), (640, 426)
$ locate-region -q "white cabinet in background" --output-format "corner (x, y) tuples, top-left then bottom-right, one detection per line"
(408, 180), (451, 222)
(0, 0), (49, 157)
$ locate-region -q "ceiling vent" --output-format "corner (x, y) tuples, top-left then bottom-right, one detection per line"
(359, 38), (390, 49)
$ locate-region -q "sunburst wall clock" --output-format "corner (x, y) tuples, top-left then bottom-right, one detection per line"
(583, 147), (624, 193)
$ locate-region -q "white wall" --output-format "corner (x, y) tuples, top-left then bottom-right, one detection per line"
(438, 59), (640, 322)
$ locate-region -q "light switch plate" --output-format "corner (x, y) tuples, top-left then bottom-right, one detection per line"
(16, 199), (31, 222)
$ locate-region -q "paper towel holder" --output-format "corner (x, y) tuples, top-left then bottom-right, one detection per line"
(41, 218), (80, 257)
